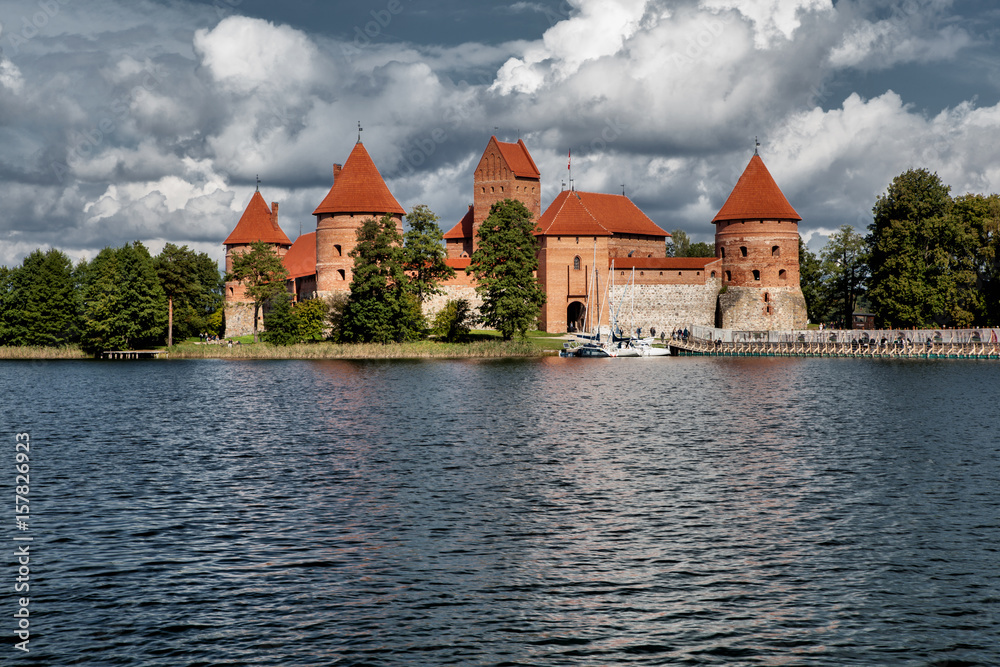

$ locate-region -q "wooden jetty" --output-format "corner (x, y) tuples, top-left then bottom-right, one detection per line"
(668, 326), (1000, 360)
(101, 350), (169, 360)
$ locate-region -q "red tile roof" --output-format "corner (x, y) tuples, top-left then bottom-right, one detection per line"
(312, 142), (406, 216)
(443, 205), (474, 240)
(536, 190), (611, 236)
(283, 232), (316, 279)
(712, 154), (801, 223)
(224, 191), (292, 246)
(445, 258), (471, 270)
(537, 191), (666, 238)
(494, 137), (540, 179)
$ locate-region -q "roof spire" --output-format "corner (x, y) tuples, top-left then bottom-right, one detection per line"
(754, 136), (760, 155)
(358, 121), (363, 143)
(256, 174), (260, 192)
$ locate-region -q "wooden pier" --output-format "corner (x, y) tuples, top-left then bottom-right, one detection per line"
(101, 350), (169, 360)
(669, 337), (1000, 360)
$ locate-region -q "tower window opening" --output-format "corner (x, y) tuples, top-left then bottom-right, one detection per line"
(573, 256), (581, 270)
(779, 269), (787, 280)
(753, 270), (760, 281)
(720, 247), (726, 258)
(740, 246), (748, 257)
(764, 292), (770, 302)
(725, 271), (732, 281)
(772, 245), (780, 257)
(338, 269), (346, 281)
(334, 244), (342, 257)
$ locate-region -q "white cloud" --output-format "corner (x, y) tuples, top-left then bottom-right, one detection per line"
(193, 16), (322, 94)
(700, 0), (833, 48)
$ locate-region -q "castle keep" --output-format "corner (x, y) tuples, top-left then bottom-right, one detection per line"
(223, 136), (808, 337)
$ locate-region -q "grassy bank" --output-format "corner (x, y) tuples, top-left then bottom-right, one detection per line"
(0, 331), (565, 360)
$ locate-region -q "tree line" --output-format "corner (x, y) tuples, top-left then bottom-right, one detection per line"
(801, 168), (1000, 329)
(0, 242), (222, 353)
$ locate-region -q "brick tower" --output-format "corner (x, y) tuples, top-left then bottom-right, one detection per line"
(313, 140), (406, 297)
(713, 152), (807, 330)
(445, 136), (540, 257)
(223, 190), (292, 336)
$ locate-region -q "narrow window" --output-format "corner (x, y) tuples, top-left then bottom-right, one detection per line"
(764, 293), (770, 303)
(753, 270), (760, 281)
(711, 271), (716, 278)
(779, 269), (787, 281)
(740, 246), (748, 257)
(720, 247), (726, 258)
(772, 245), (780, 257)
(334, 244), (342, 257)
(725, 271), (732, 281)
(338, 269), (346, 281)
(576, 236), (579, 244)
(573, 256), (581, 270)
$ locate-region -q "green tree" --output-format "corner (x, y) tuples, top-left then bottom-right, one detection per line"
(262, 290), (298, 345)
(325, 293), (349, 342)
(467, 199), (546, 340)
(798, 236), (830, 325)
(403, 204), (455, 302)
(227, 241), (289, 342)
(80, 242), (166, 354)
(294, 297), (328, 341)
(667, 229), (690, 257)
(431, 298), (478, 342)
(821, 225), (869, 329)
(2, 249), (79, 346)
(0, 266), (14, 345)
(867, 168), (953, 327)
(686, 242), (715, 257)
(951, 193), (1000, 325)
(155, 243), (219, 347)
(341, 214), (424, 343)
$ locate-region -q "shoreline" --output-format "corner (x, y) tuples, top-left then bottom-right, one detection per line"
(0, 340), (556, 361)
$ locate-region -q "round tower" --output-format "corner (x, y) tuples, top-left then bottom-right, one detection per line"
(312, 141), (405, 297)
(713, 152), (807, 330)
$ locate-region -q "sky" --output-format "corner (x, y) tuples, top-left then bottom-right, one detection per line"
(1, 0), (999, 268)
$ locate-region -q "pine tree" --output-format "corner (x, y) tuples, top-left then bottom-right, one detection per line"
(80, 242), (166, 354)
(467, 199), (546, 340)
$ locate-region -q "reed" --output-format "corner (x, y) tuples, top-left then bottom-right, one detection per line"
(0, 346), (89, 360)
(166, 339), (546, 359)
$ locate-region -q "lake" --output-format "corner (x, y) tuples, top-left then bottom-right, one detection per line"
(2, 356), (998, 665)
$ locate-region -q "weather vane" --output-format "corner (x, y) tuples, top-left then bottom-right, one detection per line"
(755, 136), (760, 155)
(256, 174), (260, 192)
(358, 121), (363, 142)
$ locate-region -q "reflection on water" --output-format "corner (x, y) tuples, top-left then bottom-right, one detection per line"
(0, 357), (998, 666)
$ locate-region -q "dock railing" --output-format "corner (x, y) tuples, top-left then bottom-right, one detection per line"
(672, 325), (1000, 359)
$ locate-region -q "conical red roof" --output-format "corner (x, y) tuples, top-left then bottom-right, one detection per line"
(712, 154), (800, 223)
(224, 191), (292, 246)
(312, 142), (405, 216)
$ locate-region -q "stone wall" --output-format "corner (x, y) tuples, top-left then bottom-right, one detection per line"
(422, 285), (485, 326)
(716, 285), (807, 330)
(224, 302), (262, 338)
(606, 278), (722, 335)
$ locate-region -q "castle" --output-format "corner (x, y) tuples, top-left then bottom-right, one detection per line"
(223, 136), (807, 337)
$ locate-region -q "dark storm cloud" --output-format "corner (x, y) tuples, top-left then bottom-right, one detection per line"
(0, 0), (998, 265)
